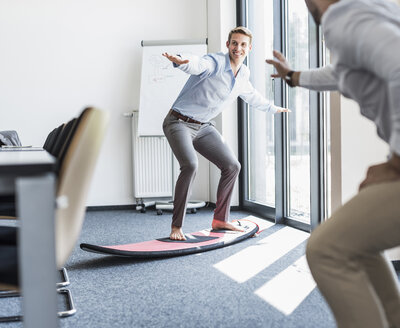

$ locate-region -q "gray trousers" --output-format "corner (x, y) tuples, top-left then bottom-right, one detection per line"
(306, 179), (400, 328)
(163, 112), (241, 228)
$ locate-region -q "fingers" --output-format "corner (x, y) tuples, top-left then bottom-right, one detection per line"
(265, 59), (279, 67)
(266, 59), (282, 78)
(276, 107), (292, 113)
(162, 52), (177, 61)
(162, 52), (174, 61)
(273, 50), (285, 60)
(162, 52), (189, 65)
(265, 51), (284, 64)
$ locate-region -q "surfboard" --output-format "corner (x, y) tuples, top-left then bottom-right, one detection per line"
(80, 219), (259, 259)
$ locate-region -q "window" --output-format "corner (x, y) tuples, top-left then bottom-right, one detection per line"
(286, 0), (311, 223)
(247, 0), (275, 208)
(238, 0), (327, 230)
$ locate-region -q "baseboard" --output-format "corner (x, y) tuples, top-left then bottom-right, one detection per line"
(203, 202), (240, 211)
(86, 203), (241, 212)
(207, 202), (216, 208)
(86, 205), (136, 211)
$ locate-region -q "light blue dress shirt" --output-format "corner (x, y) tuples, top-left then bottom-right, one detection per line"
(171, 52), (278, 123)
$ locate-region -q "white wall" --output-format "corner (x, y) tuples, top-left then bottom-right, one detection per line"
(0, 0), (208, 206)
(330, 0), (399, 258)
(340, 98), (389, 203)
(339, 91), (397, 260)
(339, 0), (399, 204)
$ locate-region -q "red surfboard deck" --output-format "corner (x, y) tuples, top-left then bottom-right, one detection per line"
(80, 219), (258, 258)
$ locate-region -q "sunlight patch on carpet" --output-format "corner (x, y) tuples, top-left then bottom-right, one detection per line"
(213, 226), (309, 283)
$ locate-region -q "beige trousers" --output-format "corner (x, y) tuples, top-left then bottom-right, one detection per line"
(306, 180), (400, 328)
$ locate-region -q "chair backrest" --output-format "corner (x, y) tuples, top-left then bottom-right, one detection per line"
(43, 124), (65, 155)
(54, 107), (108, 268)
(50, 119), (77, 160)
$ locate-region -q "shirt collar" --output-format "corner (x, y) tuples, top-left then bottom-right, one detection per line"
(224, 52), (233, 72)
(224, 52), (244, 77)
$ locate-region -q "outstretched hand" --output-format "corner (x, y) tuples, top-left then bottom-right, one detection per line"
(266, 50), (292, 79)
(162, 52), (189, 66)
(276, 107), (291, 113)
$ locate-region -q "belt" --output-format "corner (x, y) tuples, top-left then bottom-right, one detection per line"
(169, 110), (204, 125)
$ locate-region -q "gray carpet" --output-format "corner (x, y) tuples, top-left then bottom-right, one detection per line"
(1, 207), (338, 327)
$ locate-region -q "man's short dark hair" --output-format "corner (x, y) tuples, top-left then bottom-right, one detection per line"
(228, 26), (253, 44)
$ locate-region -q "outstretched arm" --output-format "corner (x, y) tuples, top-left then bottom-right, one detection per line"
(266, 50), (300, 86)
(162, 52), (215, 76)
(162, 52), (189, 66)
(266, 50), (338, 91)
(239, 79), (291, 114)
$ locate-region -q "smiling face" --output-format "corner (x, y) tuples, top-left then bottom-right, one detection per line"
(226, 33), (252, 66)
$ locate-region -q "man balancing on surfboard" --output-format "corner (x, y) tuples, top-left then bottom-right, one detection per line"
(162, 26), (290, 241)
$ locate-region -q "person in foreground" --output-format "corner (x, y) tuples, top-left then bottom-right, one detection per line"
(162, 26), (289, 241)
(267, 0), (400, 327)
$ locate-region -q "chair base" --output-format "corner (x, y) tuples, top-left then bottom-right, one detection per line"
(0, 268), (76, 322)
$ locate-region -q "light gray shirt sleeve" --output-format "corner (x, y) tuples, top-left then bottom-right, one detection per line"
(174, 54), (216, 76)
(239, 79), (278, 114)
(299, 65), (338, 91)
(351, 17), (400, 156)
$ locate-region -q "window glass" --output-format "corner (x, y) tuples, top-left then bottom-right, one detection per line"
(247, 0), (275, 207)
(287, 0), (311, 223)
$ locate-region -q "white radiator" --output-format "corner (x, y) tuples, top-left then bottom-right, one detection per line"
(131, 112), (173, 199)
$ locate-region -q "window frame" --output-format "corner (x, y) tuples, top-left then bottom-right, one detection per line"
(237, 0), (326, 231)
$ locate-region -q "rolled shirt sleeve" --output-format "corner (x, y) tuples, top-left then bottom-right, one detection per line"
(239, 80), (278, 113)
(299, 65), (338, 91)
(173, 54), (217, 76)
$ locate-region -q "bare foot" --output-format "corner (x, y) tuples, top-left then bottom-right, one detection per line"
(211, 219), (245, 232)
(170, 225), (186, 241)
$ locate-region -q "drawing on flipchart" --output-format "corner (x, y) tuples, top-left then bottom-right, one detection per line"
(138, 43), (206, 136)
(147, 54), (176, 84)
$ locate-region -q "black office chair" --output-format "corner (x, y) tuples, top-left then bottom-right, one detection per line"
(0, 108), (89, 218)
(43, 123), (65, 155)
(0, 226), (18, 287)
(0, 123), (66, 217)
(49, 119), (77, 159)
(0, 131), (23, 217)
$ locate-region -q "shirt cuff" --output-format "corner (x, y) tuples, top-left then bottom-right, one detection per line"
(270, 105), (279, 114)
(298, 70), (312, 87)
(172, 54), (181, 68)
